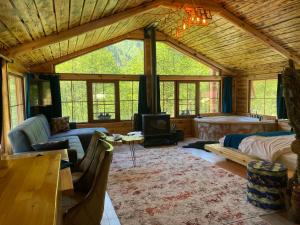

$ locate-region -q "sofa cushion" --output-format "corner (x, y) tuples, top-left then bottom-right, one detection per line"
(32, 140), (69, 151)
(49, 136), (85, 159)
(51, 127), (109, 150)
(51, 117), (70, 134)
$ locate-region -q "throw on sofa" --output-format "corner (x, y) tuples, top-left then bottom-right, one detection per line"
(8, 114), (108, 159)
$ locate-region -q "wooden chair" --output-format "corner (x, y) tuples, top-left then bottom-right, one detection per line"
(63, 139), (113, 225)
(73, 131), (108, 193)
(72, 131), (106, 188)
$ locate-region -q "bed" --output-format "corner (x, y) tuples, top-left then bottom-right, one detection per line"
(205, 131), (297, 176)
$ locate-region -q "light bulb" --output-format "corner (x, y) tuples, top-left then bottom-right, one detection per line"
(183, 23), (186, 30)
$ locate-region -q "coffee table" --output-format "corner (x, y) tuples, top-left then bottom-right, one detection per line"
(106, 135), (144, 167)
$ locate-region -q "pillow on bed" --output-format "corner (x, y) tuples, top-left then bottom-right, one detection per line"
(238, 135), (294, 162)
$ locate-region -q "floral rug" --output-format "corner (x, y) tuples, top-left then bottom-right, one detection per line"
(107, 146), (272, 225)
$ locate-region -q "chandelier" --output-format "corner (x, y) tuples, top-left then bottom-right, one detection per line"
(175, 7), (212, 37)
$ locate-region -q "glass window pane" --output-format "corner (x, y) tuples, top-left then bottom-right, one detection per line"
(156, 42), (213, 76)
(119, 81), (138, 120)
(55, 40), (144, 75)
(199, 82), (220, 113)
(160, 81), (175, 117)
(60, 81), (88, 122)
(179, 83), (196, 115)
(92, 83), (115, 120)
(250, 79), (277, 116)
(9, 75), (24, 128)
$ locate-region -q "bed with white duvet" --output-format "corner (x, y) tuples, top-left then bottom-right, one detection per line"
(219, 134), (297, 171)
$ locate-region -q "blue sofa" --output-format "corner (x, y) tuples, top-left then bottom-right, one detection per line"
(8, 114), (108, 159)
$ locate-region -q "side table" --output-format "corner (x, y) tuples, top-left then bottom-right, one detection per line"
(106, 135), (144, 167)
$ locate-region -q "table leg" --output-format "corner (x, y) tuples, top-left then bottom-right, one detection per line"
(129, 141), (136, 167)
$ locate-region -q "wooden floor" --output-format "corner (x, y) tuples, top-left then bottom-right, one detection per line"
(101, 138), (297, 225)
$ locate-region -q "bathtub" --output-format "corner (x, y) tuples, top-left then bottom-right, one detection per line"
(194, 116), (277, 141)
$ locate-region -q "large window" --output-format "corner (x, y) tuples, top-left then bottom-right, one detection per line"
(156, 42), (213, 76)
(55, 40), (144, 74)
(160, 81), (175, 117)
(119, 81), (138, 120)
(60, 81), (88, 122)
(178, 82), (196, 116)
(91, 82), (116, 121)
(8, 75), (24, 128)
(199, 82), (220, 113)
(250, 79), (277, 116)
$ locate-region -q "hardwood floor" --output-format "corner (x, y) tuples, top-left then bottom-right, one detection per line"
(101, 138), (297, 225)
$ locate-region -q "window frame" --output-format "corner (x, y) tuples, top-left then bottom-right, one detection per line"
(160, 81), (176, 118)
(60, 75), (221, 123)
(60, 80), (89, 123)
(87, 80), (120, 123)
(198, 81), (221, 114)
(8, 74), (25, 128)
(248, 78), (278, 116)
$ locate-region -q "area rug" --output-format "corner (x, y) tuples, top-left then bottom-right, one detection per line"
(107, 146), (273, 225)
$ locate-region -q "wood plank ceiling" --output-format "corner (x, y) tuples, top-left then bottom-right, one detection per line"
(0, 0), (299, 75)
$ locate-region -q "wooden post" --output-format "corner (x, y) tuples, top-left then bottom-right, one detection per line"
(282, 59), (300, 223)
(1, 59), (12, 154)
(144, 26), (157, 113)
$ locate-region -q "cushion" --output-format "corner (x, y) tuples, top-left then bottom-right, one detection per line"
(51, 117), (70, 134)
(49, 136), (85, 159)
(32, 140), (69, 151)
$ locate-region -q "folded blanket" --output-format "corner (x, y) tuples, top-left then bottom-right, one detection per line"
(223, 131), (293, 149)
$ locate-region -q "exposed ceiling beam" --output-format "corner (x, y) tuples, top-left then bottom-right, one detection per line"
(156, 31), (233, 75)
(7, 0), (164, 57)
(30, 30), (147, 71)
(31, 29), (232, 75)
(219, 8), (300, 66)
(7, 0), (222, 58)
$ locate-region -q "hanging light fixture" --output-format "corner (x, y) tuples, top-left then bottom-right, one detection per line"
(175, 7), (212, 37)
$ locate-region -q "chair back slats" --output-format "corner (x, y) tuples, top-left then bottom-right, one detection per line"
(64, 140), (113, 225)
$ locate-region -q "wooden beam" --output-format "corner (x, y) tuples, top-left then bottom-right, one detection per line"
(30, 30), (145, 72)
(157, 31), (233, 75)
(219, 8), (300, 66)
(30, 29), (169, 72)
(160, 0), (222, 12)
(7, 0), (164, 57)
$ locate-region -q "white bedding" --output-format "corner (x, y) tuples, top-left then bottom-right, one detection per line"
(238, 135), (295, 162)
(219, 134), (296, 163)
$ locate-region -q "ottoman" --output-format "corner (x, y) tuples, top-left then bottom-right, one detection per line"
(247, 160), (288, 210)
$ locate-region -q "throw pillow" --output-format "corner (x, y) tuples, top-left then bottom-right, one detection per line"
(51, 116), (70, 134)
(32, 140), (69, 151)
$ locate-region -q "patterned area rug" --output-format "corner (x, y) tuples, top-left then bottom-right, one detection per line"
(108, 146), (272, 225)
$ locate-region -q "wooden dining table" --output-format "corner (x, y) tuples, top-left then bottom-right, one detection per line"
(0, 149), (74, 225)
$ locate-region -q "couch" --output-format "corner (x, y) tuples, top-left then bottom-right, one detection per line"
(8, 114), (108, 159)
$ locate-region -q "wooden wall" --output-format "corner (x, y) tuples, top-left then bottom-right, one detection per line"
(77, 118), (195, 137)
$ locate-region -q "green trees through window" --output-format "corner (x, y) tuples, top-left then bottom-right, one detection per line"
(60, 81), (88, 122)
(58, 39), (221, 122)
(56, 40), (144, 74)
(156, 42), (213, 76)
(120, 81), (139, 120)
(250, 79), (277, 116)
(160, 81), (175, 117)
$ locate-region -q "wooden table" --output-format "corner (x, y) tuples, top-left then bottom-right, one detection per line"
(0, 153), (62, 225)
(106, 135), (144, 167)
(3, 149), (73, 193)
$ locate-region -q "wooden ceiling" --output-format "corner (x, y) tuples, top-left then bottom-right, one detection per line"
(0, 0), (299, 75)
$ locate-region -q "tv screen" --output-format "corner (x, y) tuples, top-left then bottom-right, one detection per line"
(142, 114), (170, 136)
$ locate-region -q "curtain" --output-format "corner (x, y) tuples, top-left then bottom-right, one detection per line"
(49, 75), (62, 118)
(26, 74), (62, 120)
(25, 73), (32, 118)
(277, 73), (287, 119)
(138, 75), (149, 114)
(222, 77), (233, 113)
